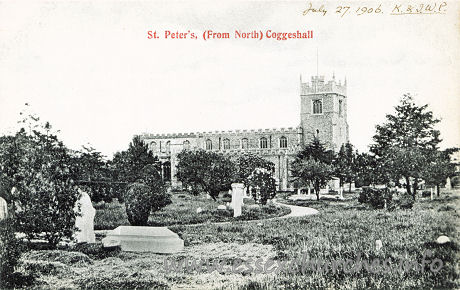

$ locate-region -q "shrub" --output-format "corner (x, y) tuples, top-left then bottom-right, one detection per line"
(358, 187), (392, 209)
(390, 193), (415, 210)
(248, 168), (276, 205)
(124, 179), (171, 226)
(0, 218), (23, 287)
(176, 149), (236, 200)
(1, 118), (81, 246)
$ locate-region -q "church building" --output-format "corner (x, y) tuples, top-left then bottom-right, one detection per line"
(138, 74), (349, 191)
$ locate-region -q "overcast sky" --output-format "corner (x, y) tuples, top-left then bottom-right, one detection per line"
(1, 1), (459, 158)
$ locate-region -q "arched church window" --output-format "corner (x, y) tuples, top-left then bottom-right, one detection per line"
(339, 100), (343, 116)
(260, 137), (268, 149)
(206, 139), (212, 150)
(183, 140), (190, 149)
(241, 138), (248, 149)
(166, 141), (171, 153)
(313, 99), (323, 114)
(279, 136), (287, 148)
(150, 141), (157, 152)
(223, 139), (230, 150)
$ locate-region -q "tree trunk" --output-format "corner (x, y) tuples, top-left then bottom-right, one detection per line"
(349, 182), (352, 193)
(436, 184), (440, 197)
(413, 178), (418, 200)
(315, 181), (320, 201)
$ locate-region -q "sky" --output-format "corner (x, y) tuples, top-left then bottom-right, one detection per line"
(1, 0), (459, 158)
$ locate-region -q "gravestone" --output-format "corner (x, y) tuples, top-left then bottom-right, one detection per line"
(102, 226), (184, 253)
(446, 177), (452, 190)
(0, 197), (7, 220)
(231, 183), (244, 217)
(74, 189), (96, 243)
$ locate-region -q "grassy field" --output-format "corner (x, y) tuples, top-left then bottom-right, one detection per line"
(15, 190), (460, 289)
(94, 192), (291, 230)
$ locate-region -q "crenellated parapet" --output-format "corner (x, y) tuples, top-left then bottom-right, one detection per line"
(138, 126), (300, 139)
(300, 75), (346, 96)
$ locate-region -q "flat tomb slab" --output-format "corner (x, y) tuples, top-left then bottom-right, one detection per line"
(102, 226), (184, 253)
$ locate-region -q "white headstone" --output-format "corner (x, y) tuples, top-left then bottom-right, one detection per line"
(217, 205), (226, 210)
(231, 183), (244, 217)
(436, 235), (450, 244)
(196, 207), (202, 214)
(375, 239), (383, 251)
(0, 197), (7, 220)
(446, 177), (452, 190)
(74, 189), (96, 243)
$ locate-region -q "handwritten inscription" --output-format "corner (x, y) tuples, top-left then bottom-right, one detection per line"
(302, 2), (448, 17)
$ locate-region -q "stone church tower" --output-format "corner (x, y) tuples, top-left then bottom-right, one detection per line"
(300, 75), (349, 151)
(139, 73), (350, 191)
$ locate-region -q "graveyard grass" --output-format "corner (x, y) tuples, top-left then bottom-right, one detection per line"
(94, 192), (291, 230)
(17, 190), (460, 289)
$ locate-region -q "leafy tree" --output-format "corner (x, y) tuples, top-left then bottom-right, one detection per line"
(423, 148), (458, 196)
(295, 137), (334, 164)
(354, 152), (379, 187)
(291, 158), (334, 200)
(247, 168), (276, 204)
(370, 94), (442, 199)
(176, 149), (236, 200)
(235, 152), (275, 193)
(0, 111), (80, 246)
(333, 142), (356, 192)
(291, 138), (334, 200)
(0, 218), (23, 287)
(111, 136), (161, 184)
(71, 145), (116, 202)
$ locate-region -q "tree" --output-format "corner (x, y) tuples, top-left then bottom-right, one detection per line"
(333, 142), (356, 192)
(370, 94), (441, 199)
(354, 152), (379, 187)
(71, 145), (116, 202)
(0, 111), (80, 246)
(247, 168), (276, 204)
(291, 138), (334, 200)
(176, 149), (236, 200)
(291, 158), (334, 200)
(423, 148), (458, 196)
(235, 152), (275, 193)
(111, 136), (161, 184)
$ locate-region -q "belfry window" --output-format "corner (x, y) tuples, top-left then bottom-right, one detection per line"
(223, 139), (230, 150)
(260, 137), (268, 149)
(241, 138), (248, 149)
(313, 99), (323, 114)
(339, 100), (343, 116)
(206, 139), (212, 150)
(280, 136), (287, 148)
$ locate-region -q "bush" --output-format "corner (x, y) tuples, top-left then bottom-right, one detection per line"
(389, 193), (414, 210)
(358, 187), (392, 209)
(248, 168), (276, 205)
(0, 218), (23, 288)
(124, 179), (171, 226)
(1, 120), (81, 246)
